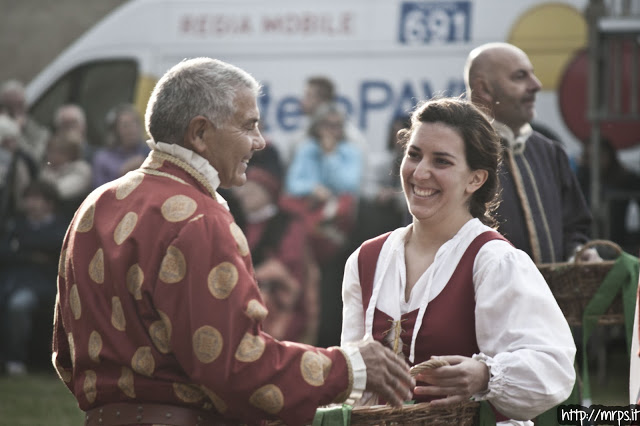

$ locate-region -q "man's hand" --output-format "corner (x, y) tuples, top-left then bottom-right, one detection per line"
(413, 355), (489, 406)
(358, 340), (415, 407)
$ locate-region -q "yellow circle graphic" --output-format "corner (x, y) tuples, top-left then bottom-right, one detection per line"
(508, 3), (586, 90)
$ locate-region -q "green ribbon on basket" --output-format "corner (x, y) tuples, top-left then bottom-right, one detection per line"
(311, 404), (352, 426)
(580, 252), (639, 404)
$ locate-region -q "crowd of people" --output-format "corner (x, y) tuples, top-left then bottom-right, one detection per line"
(0, 40), (637, 425)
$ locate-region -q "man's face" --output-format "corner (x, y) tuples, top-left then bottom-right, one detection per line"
(486, 49), (542, 134)
(202, 87), (265, 188)
(0, 89), (26, 119)
(301, 84), (322, 116)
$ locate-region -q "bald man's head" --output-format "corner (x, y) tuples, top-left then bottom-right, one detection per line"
(464, 42), (542, 136)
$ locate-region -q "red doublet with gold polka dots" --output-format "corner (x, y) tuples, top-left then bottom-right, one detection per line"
(52, 151), (351, 426)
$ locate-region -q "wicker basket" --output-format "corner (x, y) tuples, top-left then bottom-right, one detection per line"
(349, 400), (479, 425)
(268, 359), (479, 426)
(266, 401), (479, 426)
(537, 239), (624, 326)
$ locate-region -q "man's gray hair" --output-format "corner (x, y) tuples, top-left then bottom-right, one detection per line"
(145, 58), (261, 145)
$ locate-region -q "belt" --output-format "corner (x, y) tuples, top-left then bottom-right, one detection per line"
(85, 402), (238, 426)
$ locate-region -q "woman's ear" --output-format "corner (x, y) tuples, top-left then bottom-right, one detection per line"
(185, 116), (211, 154)
(466, 169), (488, 194)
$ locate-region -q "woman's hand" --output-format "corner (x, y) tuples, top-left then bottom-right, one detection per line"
(413, 355), (489, 406)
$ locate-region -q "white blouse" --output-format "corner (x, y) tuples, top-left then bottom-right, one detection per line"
(341, 218), (576, 424)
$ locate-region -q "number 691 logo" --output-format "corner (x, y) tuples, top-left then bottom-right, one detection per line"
(399, 1), (471, 44)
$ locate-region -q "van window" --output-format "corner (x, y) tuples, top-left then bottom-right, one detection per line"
(30, 59), (138, 152)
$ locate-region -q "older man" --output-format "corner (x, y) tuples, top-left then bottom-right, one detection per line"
(0, 80), (49, 166)
(52, 58), (413, 426)
(464, 42), (597, 263)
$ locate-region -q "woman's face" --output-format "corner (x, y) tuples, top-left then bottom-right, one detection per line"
(401, 121), (485, 224)
(116, 111), (142, 148)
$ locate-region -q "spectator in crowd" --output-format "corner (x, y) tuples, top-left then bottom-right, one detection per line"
(52, 57), (413, 426)
(288, 76), (366, 164)
(341, 97), (576, 424)
(91, 103), (149, 188)
(234, 143), (320, 344)
(464, 42), (599, 263)
(0, 79), (50, 168)
(284, 102), (363, 347)
(53, 103), (93, 161)
(0, 180), (67, 375)
(40, 128), (93, 221)
(0, 114), (34, 227)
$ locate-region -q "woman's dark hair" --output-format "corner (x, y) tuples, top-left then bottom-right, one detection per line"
(398, 96), (502, 227)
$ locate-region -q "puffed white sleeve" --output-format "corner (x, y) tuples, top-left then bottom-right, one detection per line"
(341, 247), (366, 345)
(472, 241), (576, 420)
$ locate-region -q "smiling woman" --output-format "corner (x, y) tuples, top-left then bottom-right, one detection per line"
(341, 97), (578, 425)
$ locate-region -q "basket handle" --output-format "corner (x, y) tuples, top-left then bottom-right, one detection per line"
(575, 239), (622, 263)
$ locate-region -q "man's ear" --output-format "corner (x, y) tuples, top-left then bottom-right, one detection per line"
(185, 116), (211, 154)
(472, 77), (494, 106)
(466, 169), (488, 194)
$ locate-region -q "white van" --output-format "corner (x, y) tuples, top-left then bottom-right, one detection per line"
(26, 0), (593, 161)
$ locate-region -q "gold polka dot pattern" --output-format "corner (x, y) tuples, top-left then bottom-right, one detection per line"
(76, 203), (95, 233)
(116, 172), (144, 200)
(300, 351), (327, 387)
(84, 370), (97, 403)
(89, 248), (104, 284)
(118, 366), (136, 398)
(246, 299), (268, 321)
(159, 246), (186, 284)
(68, 333), (76, 369)
(235, 333), (266, 362)
(114, 211), (138, 245)
(192, 325), (223, 364)
(161, 195), (197, 222)
(173, 383), (205, 403)
(318, 352), (333, 379)
(58, 249), (66, 278)
(229, 222), (249, 256)
(126, 264), (144, 300)
(149, 311), (171, 354)
(249, 384), (284, 415)
(200, 386), (228, 414)
(53, 353), (71, 383)
(147, 156), (164, 169)
(88, 330), (102, 363)
(69, 284), (81, 320)
(111, 297), (126, 331)
(207, 262), (238, 300)
(131, 346), (155, 377)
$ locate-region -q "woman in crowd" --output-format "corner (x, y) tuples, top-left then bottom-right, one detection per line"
(92, 103), (148, 188)
(340, 97), (576, 424)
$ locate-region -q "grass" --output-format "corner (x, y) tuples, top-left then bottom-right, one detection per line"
(0, 367), (84, 425)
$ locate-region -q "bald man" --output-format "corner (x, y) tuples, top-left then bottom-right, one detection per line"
(464, 42), (598, 264)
